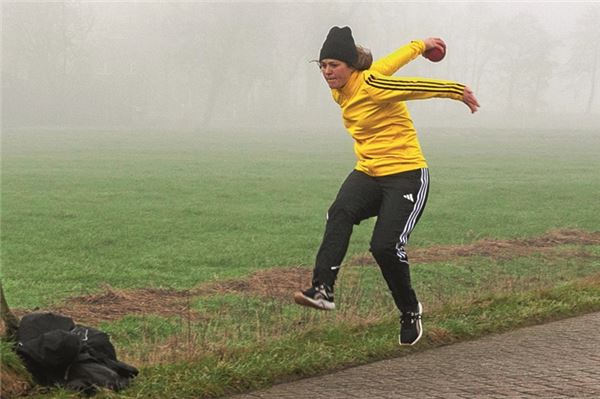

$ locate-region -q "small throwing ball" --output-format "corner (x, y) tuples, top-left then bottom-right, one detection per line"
(423, 43), (446, 62)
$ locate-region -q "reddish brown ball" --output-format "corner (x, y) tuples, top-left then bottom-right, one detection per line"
(424, 46), (446, 62)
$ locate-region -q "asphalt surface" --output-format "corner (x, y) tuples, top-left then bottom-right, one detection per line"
(227, 312), (600, 398)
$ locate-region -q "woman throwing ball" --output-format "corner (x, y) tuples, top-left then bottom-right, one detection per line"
(294, 26), (480, 346)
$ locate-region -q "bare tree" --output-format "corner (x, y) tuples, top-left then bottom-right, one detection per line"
(3, 1), (96, 126)
(568, 6), (600, 114)
(483, 12), (556, 113)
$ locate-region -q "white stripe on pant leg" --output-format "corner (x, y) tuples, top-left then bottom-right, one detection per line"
(396, 168), (429, 258)
(401, 168), (428, 243)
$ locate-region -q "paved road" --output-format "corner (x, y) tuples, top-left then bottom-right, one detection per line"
(228, 312), (600, 398)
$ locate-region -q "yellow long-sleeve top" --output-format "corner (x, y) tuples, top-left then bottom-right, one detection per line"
(331, 40), (465, 176)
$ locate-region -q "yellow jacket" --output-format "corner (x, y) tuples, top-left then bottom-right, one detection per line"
(331, 40), (465, 176)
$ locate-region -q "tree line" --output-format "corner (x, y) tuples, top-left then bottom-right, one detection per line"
(2, 2), (598, 131)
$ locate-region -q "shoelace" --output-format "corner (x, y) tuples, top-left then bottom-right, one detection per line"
(316, 285), (333, 300)
(401, 312), (421, 325)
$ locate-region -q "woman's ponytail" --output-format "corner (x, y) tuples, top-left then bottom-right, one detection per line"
(353, 45), (373, 70)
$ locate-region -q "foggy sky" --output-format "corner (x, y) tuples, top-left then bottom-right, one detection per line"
(2, 1), (599, 132)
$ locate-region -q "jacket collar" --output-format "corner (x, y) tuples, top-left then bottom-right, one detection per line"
(332, 70), (362, 106)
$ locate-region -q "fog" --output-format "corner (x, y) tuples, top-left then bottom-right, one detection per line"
(2, 1), (599, 133)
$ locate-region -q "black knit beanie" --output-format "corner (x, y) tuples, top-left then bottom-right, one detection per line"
(319, 26), (358, 66)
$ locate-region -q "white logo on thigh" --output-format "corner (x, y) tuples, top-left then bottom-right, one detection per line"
(403, 193), (414, 203)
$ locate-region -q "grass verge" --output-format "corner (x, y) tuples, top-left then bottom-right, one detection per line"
(10, 272), (599, 399)
(0, 340), (33, 398)
(123, 274), (600, 399)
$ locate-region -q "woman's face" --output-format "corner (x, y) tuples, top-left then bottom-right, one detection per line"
(320, 59), (354, 89)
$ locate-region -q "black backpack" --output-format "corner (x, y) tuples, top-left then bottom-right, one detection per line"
(16, 312), (138, 395)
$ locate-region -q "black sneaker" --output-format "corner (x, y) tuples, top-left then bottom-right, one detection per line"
(399, 302), (423, 345)
(293, 284), (335, 310)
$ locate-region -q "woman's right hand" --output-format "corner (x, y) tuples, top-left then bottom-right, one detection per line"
(463, 86), (480, 114)
(423, 37), (446, 52)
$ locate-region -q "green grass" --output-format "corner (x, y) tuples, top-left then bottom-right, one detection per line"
(1, 130), (356, 307)
(19, 271), (598, 399)
(420, 128), (600, 243)
(2, 128), (598, 307)
(15, 246), (598, 398)
(0, 340), (31, 377)
(1, 127), (599, 397)
(0, 339), (33, 398)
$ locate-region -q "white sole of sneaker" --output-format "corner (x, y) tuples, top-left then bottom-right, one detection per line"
(293, 291), (335, 310)
(399, 302), (423, 346)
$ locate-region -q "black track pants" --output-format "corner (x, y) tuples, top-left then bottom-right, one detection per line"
(312, 168), (430, 313)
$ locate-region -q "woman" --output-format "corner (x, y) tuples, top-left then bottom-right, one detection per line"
(293, 26), (480, 346)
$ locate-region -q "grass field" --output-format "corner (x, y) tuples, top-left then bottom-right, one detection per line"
(1, 126), (599, 398)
